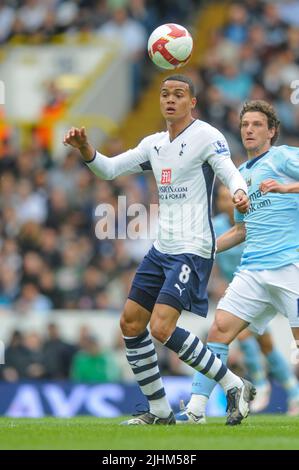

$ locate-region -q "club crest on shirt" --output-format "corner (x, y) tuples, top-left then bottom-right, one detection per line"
(161, 168), (172, 184)
(179, 142), (186, 156)
(212, 140), (228, 154)
(246, 178), (252, 187)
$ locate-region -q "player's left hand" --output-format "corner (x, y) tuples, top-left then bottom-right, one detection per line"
(233, 189), (249, 213)
(259, 179), (286, 194)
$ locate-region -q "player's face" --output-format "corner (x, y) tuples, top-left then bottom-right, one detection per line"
(160, 81), (196, 122)
(240, 111), (275, 157)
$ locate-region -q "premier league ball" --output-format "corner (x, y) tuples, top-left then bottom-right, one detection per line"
(148, 23), (193, 70)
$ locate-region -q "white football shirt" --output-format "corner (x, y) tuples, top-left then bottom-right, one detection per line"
(87, 119), (247, 258)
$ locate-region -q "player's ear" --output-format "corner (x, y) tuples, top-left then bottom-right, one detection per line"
(191, 97), (197, 108)
(269, 127), (275, 140)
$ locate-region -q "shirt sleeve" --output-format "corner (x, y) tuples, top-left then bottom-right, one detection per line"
(282, 147), (299, 180)
(204, 134), (248, 195)
(86, 137), (152, 180)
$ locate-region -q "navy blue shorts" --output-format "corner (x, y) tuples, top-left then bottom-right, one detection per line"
(128, 245), (213, 317)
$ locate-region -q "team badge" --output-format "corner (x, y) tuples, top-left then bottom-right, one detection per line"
(161, 168), (172, 184)
(179, 142), (186, 156)
(212, 140), (229, 154)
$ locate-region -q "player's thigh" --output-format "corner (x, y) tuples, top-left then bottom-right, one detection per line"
(128, 247), (165, 303)
(120, 298), (152, 336)
(217, 270), (275, 335)
(158, 253), (213, 317)
(208, 309), (248, 344)
(268, 264), (299, 331)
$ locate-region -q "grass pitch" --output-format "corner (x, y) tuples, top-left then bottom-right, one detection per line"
(0, 415), (298, 450)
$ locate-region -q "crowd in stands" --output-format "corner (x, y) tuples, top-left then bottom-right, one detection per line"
(0, 0), (200, 102)
(0, 0), (198, 43)
(0, 322), (191, 381)
(1, 0), (299, 380)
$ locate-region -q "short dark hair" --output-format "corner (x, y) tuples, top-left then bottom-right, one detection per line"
(162, 74), (195, 97)
(240, 100), (280, 144)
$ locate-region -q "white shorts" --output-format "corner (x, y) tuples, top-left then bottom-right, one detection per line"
(217, 264), (299, 334)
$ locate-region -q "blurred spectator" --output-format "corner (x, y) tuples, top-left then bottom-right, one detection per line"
(275, 85), (299, 136)
(224, 2), (249, 45)
(55, 242), (82, 305)
(0, 238), (22, 272)
(35, 81), (67, 150)
(23, 331), (46, 379)
(0, 0), (15, 43)
(263, 3), (287, 47)
(43, 323), (76, 379)
(18, 221), (43, 253)
(14, 282), (53, 315)
(0, 172), (17, 209)
(56, 1), (79, 31)
(39, 227), (61, 268)
(48, 149), (83, 198)
(77, 265), (106, 309)
(38, 268), (62, 308)
(70, 335), (121, 383)
(278, 1), (299, 28)
(15, 179), (47, 225)
(21, 251), (44, 284)
(0, 331), (30, 382)
(212, 63), (253, 104)
(46, 189), (70, 229)
(0, 266), (19, 308)
(129, 0), (158, 35)
(98, 6), (147, 104)
(17, 0), (49, 35)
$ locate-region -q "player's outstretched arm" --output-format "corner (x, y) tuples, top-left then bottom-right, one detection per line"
(63, 127), (149, 180)
(259, 179), (299, 194)
(63, 127), (95, 162)
(216, 222), (246, 253)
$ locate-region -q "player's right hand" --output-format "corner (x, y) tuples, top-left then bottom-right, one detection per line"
(233, 189), (249, 213)
(63, 127), (88, 149)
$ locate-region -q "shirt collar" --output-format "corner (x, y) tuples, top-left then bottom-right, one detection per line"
(246, 149), (270, 169)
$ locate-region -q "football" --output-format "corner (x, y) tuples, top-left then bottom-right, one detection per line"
(148, 23), (193, 70)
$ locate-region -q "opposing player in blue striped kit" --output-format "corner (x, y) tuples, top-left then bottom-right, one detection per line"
(176, 100), (299, 424)
(63, 75), (255, 426)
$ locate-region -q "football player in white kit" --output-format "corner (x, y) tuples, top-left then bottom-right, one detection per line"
(176, 100), (299, 425)
(63, 75), (255, 426)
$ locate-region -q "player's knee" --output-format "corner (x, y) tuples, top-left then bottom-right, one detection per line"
(150, 318), (173, 343)
(150, 306), (178, 343)
(120, 308), (143, 337)
(150, 323), (169, 343)
(208, 316), (232, 343)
